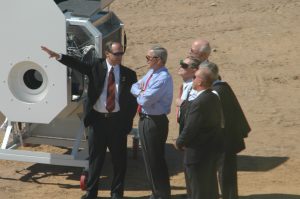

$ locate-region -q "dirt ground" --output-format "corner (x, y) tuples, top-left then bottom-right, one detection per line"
(1, 0), (300, 198)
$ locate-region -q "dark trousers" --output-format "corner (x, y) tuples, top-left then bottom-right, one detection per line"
(139, 114), (171, 199)
(217, 152), (238, 199)
(86, 112), (127, 198)
(179, 124), (192, 198)
(185, 153), (219, 199)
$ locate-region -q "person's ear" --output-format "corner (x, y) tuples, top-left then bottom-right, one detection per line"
(157, 58), (162, 64)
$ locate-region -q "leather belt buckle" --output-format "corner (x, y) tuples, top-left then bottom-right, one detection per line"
(98, 112), (119, 118)
(139, 113), (150, 119)
(104, 113), (109, 118)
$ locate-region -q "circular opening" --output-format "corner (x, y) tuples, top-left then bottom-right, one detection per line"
(8, 61), (48, 103)
(23, 69), (43, 90)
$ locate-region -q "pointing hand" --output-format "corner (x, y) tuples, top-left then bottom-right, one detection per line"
(41, 46), (59, 60)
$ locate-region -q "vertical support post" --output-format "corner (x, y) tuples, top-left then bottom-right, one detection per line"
(1, 121), (12, 149)
(71, 120), (85, 158)
(0, 118), (8, 129)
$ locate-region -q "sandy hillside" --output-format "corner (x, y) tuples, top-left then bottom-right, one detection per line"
(1, 0), (300, 198)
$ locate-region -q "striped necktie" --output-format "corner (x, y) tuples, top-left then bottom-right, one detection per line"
(106, 67), (115, 112)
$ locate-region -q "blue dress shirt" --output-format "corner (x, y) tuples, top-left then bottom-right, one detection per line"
(131, 66), (173, 115)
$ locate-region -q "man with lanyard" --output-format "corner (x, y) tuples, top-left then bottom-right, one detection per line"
(131, 45), (173, 199)
(176, 57), (201, 134)
(176, 57), (201, 199)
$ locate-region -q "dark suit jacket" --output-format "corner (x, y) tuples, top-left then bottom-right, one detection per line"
(59, 55), (138, 134)
(178, 100), (191, 135)
(176, 89), (223, 165)
(213, 81), (251, 153)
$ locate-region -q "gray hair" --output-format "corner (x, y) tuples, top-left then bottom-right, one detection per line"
(199, 61), (219, 81)
(199, 43), (211, 55)
(150, 45), (168, 65)
(198, 67), (214, 88)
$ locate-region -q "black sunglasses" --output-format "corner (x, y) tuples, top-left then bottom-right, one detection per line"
(179, 59), (198, 69)
(146, 55), (159, 61)
(110, 51), (124, 56)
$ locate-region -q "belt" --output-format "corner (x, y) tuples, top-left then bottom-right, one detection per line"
(96, 111), (120, 118)
(139, 113), (166, 119)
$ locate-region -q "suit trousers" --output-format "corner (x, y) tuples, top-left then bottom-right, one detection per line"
(185, 152), (219, 199)
(86, 111), (127, 198)
(139, 114), (171, 199)
(179, 124), (192, 198)
(217, 152), (238, 199)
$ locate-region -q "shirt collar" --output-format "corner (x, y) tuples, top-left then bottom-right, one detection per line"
(152, 66), (167, 74)
(183, 79), (193, 89)
(106, 59), (120, 72)
(184, 78), (193, 84)
(192, 89), (207, 98)
(213, 79), (223, 85)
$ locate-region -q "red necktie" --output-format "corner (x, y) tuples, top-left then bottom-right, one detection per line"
(137, 73), (153, 113)
(106, 67), (115, 112)
(176, 84), (183, 122)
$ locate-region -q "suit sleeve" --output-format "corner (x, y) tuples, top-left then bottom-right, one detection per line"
(59, 54), (93, 75)
(176, 100), (205, 148)
(214, 83), (251, 138)
(123, 69), (138, 134)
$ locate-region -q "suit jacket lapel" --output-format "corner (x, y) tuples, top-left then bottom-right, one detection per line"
(101, 59), (108, 79)
(119, 65), (126, 96)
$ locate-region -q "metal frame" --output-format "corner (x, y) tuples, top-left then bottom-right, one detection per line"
(0, 118), (88, 169)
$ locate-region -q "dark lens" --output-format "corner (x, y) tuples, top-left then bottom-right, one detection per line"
(146, 55), (150, 60)
(113, 52), (124, 56)
(179, 59), (189, 69)
(181, 64), (189, 69)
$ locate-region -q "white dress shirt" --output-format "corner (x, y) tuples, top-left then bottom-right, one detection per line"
(180, 79), (193, 101)
(93, 60), (120, 113)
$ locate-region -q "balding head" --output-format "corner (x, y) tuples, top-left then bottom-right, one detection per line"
(189, 39), (211, 62)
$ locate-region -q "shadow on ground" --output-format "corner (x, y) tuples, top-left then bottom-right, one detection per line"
(0, 144), (290, 192)
(237, 155), (289, 171)
(1, 143), (185, 191)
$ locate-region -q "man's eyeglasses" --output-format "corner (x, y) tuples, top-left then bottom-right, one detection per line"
(110, 51), (124, 56)
(179, 60), (198, 69)
(146, 55), (159, 61)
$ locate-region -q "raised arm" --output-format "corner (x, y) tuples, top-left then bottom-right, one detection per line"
(41, 46), (93, 75)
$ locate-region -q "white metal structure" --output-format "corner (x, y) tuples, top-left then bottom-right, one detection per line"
(0, 0), (123, 170)
(0, 0), (67, 124)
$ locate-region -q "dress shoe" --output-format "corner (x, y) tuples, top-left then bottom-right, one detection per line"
(149, 195), (161, 199)
(111, 193), (123, 199)
(149, 194), (171, 199)
(180, 194), (191, 199)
